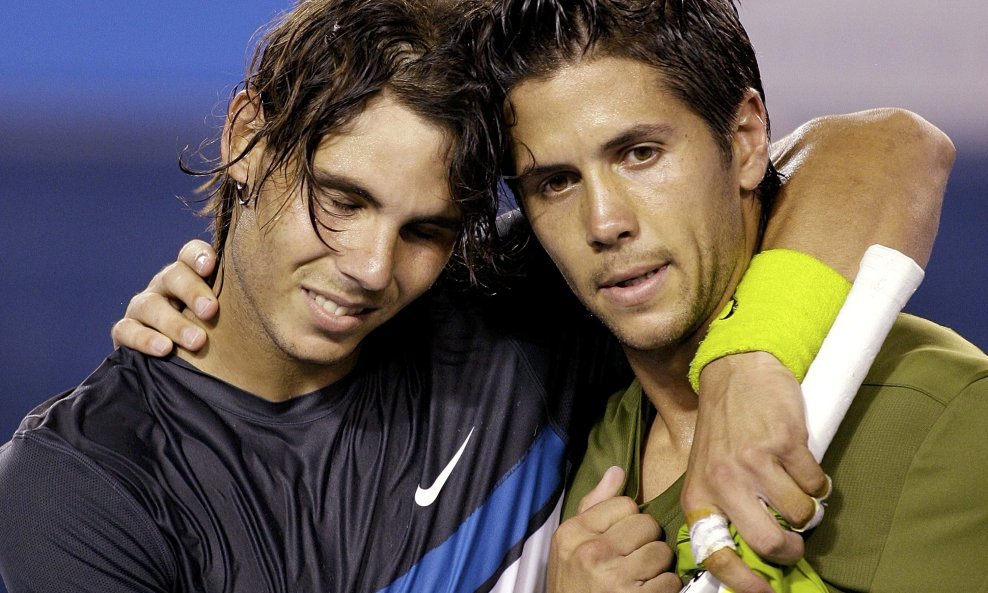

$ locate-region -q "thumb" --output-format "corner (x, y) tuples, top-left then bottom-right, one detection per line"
(577, 466), (626, 513)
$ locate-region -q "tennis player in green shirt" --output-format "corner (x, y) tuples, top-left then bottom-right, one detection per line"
(484, 1), (988, 592)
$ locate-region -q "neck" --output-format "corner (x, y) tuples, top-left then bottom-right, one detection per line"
(629, 343), (698, 501)
(625, 340), (700, 454)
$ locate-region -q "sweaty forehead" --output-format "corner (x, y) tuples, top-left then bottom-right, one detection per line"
(506, 56), (683, 163)
(313, 94), (454, 206)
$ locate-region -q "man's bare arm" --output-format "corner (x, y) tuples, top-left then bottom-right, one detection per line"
(685, 108), (953, 590)
(767, 108), (952, 276)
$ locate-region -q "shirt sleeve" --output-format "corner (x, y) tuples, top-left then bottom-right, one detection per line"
(0, 434), (175, 593)
(869, 376), (988, 591)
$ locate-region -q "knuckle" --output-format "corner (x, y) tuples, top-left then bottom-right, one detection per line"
(740, 439), (781, 466)
(552, 520), (583, 546)
(110, 319), (132, 346)
(148, 265), (173, 291)
(807, 472), (830, 499)
(642, 511), (660, 528)
(166, 262), (201, 292)
(127, 291), (156, 316)
(708, 457), (744, 485)
(643, 541), (675, 569)
(111, 317), (128, 336)
(637, 513), (661, 540)
(747, 528), (787, 558)
(791, 498), (816, 527)
(615, 496), (639, 515)
(573, 539), (612, 566)
(655, 571), (683, 590)
(771, 419), (808, 449)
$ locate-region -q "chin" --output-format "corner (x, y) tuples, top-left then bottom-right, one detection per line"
(604, 320), (677, 352)
(615, 332), (677, 353)
(604, 308), (697, 353)
(285, 337), (362, 366)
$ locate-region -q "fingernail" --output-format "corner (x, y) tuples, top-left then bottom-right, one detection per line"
(152, 337), (172, 355)
(195, 297), (213, 318)
(194, 252), (209, 274)
(182, 327), (204, 348)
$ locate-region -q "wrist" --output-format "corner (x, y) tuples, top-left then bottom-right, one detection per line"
(689, 249), (851, 392)
(698, 350), (784, 388)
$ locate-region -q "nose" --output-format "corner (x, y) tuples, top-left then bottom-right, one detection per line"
(336, 226), (398, 292)
(584, 175), (639, 249)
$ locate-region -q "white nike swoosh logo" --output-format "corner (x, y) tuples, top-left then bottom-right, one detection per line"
(415, 426), (475, 507)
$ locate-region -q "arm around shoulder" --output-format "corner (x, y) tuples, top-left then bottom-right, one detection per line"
(681, 110), (954, 586)
(0, 436), (173, 592)
(766, 108), (955, 278)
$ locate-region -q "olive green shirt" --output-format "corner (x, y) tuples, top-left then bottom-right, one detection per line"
(564, 315), (988, 592)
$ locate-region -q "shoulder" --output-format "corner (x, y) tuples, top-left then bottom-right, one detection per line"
(3, 348), (194, 538)
(15, 348), (162, 459)
(1, 347), (169, 531)
(835, 315), (988, 456)
(865, 314), (988, 405)
(0, 433), (174, 590)
(812, 316), (988, 590)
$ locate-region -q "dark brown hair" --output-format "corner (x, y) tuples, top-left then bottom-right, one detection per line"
(473, 0), (781, 209)
(187, 0), (502, 287)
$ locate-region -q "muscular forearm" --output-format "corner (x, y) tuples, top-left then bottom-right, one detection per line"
(765, 108), (954, 279)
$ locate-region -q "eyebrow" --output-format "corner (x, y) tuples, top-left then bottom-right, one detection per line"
(513, 123), (676, 184)
(312, 170), (380, 207)
(312, 169), (462, 229)
(599, 123), (675, 154)
(511, 162), (568, 185)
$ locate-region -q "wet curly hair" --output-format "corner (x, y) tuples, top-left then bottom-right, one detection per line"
(187, 0), (503, 288)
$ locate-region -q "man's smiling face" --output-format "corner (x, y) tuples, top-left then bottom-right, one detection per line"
(216, 92), (460, 396)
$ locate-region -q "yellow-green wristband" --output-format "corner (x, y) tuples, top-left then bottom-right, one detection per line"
(688, 249), (852, 392)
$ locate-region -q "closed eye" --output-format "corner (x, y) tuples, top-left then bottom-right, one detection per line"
(329, 198), (361, 213)
(313, 189), (362, 218)
(401, 223), (457, 245)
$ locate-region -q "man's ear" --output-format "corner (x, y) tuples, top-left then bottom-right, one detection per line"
(733, 88), (770, 192)
(221, 90), (264, 185)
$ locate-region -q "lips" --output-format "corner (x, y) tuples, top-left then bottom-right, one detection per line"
(304, 288), (373, 317)
(600, 264), (665, 289)
(597, 263), (669, 308)
(606, 268), (659, 289)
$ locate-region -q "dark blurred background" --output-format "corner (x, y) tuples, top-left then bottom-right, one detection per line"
(0, 5), (985, 583)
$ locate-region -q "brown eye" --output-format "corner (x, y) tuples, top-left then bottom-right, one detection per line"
(630, 146), (657, 162)
(543, 173), (571, 194)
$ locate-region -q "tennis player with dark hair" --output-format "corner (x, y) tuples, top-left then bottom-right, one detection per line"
(475, 1), (987, 591)
(0, 1), (959, 592)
